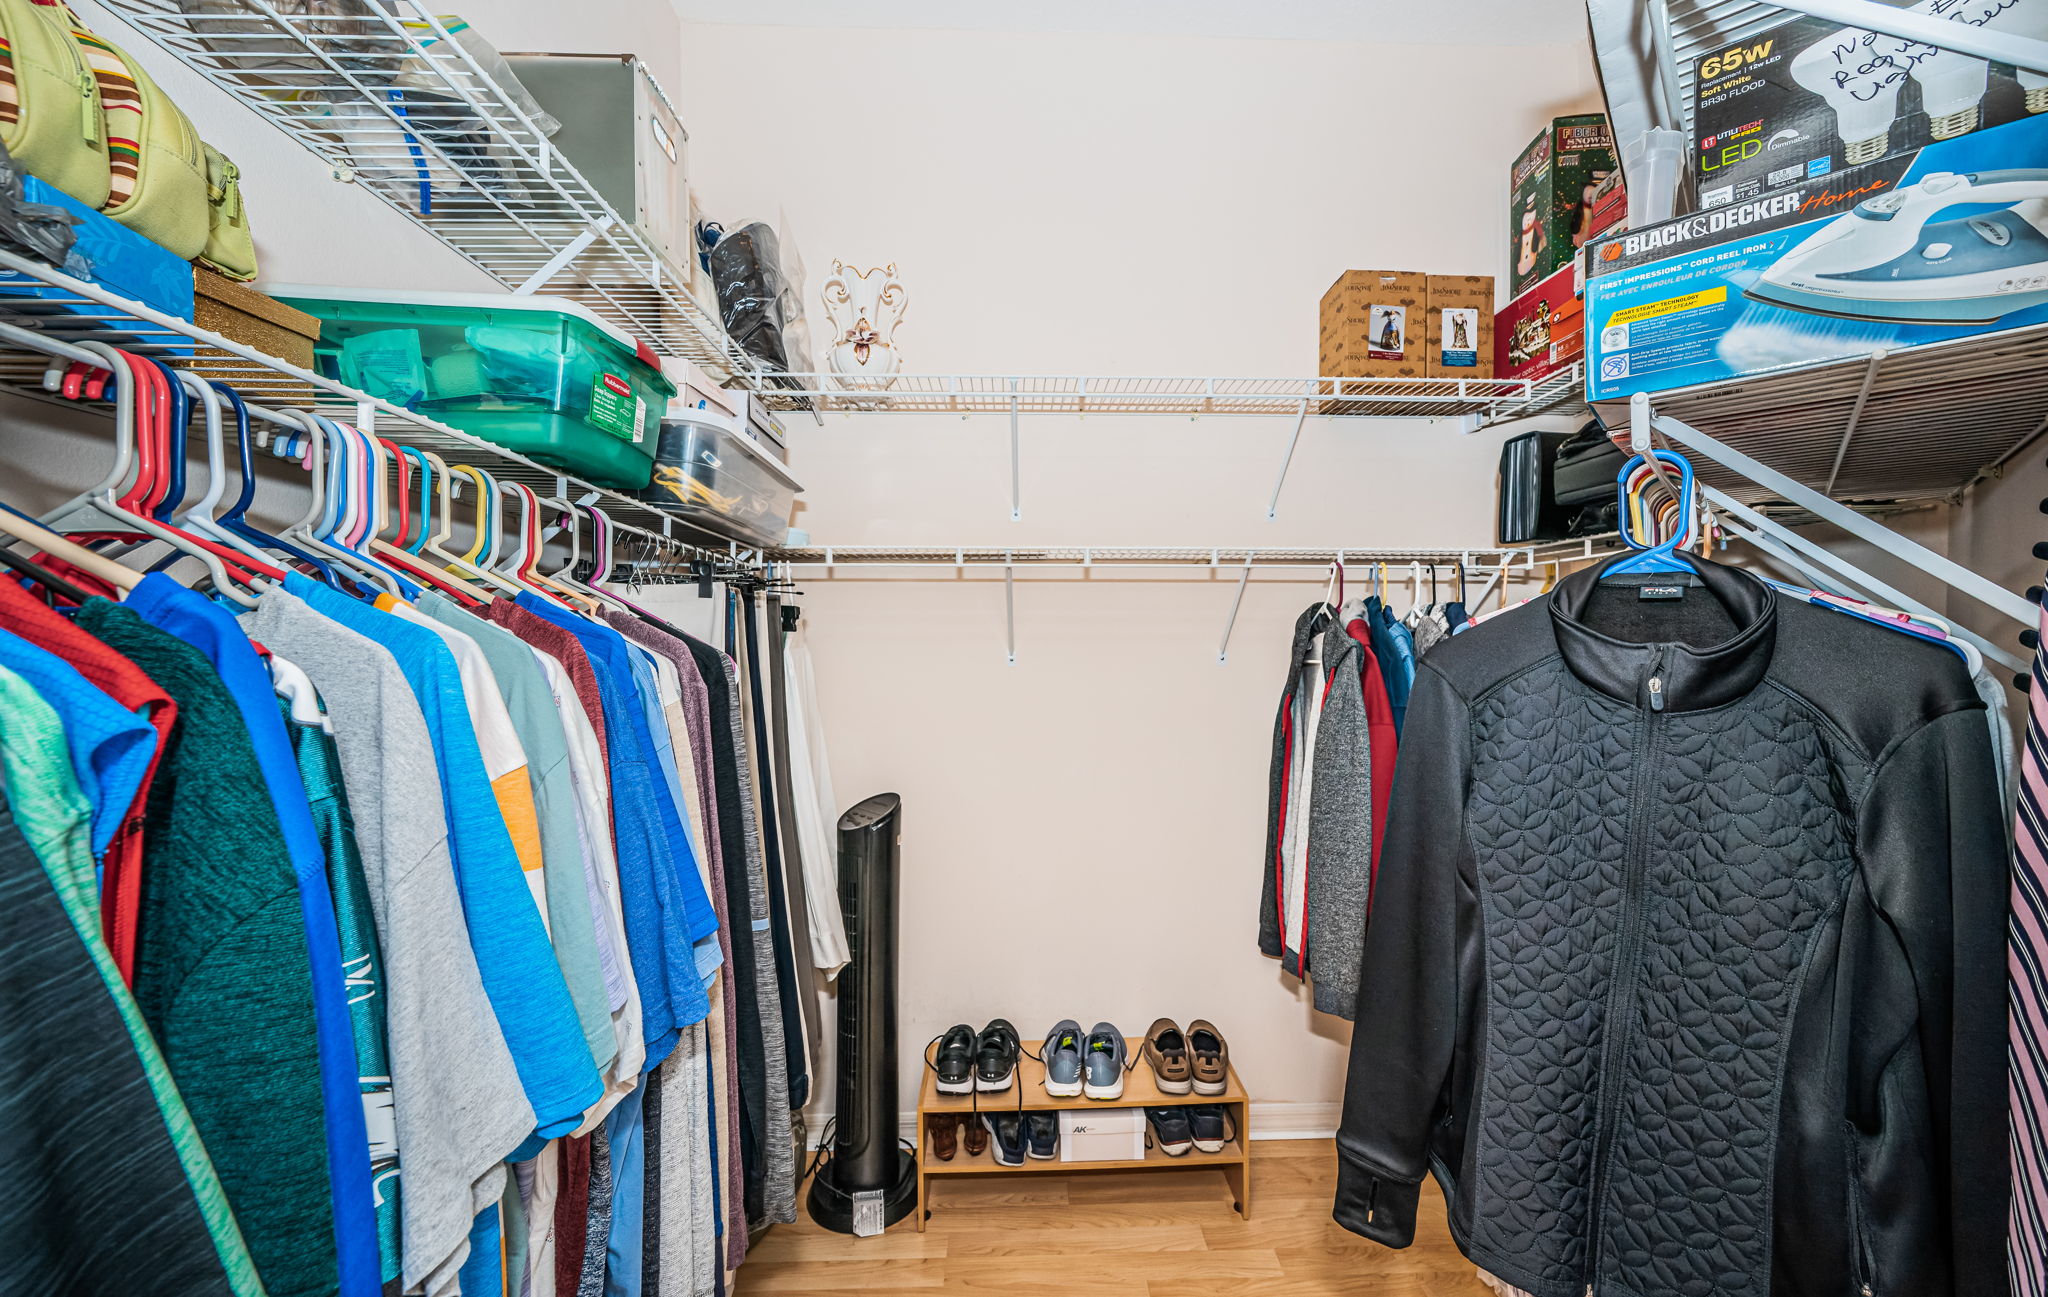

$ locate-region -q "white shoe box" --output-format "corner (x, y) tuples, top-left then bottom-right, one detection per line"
(1059, 1107), (1147, 1162)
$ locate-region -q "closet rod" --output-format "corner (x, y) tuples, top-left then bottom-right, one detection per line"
(0, 318), (738, 573)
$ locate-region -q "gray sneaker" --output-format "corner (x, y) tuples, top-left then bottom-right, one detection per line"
(1042, 1019), (1084, 1097)
(1083, 1021), (1127, 1100)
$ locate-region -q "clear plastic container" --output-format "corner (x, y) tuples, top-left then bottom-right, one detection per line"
(640, 412), (802, 547)
(270, 284), (674, 489)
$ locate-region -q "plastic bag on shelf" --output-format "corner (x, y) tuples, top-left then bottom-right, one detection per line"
(310, 93), (531, 212)
(708, 217), (813, 378)
(394, 16), (561, 138)
(174, 0), (398, 85)
(0, 139), (77, 268)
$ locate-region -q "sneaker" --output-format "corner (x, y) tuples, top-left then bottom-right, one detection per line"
(933, 1023), (975, 1094)
(1024, 1111), (1059, 1160)
(1142, 1018), (1193, 1095)
(982, 1112), (1026, 1166)
(976, 1019), (1021, 1092)
(1144, 1106), (1193, 1157)
(1083, 1022), (1127, 1100)
(1041, 1019), (1085, 1097)
(1186, 1105), (1232, 1154)
(1188, 1019), (1230, 1096)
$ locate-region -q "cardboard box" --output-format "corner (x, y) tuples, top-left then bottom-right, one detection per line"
(193, 268), (322, 402)
(1059, 1107), (1147, 1163)
(1509, 114), (1618, 299)
(1586, 112), (2048, 401)
(1425, 274), (1495, 378)
(1319, 269), (1428, 379)
(1691, 12), (2032, 211)
(1494, 262), (1584, 386)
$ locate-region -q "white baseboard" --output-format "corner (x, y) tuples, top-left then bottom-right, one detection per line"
(801, 1099), (1339, 1150)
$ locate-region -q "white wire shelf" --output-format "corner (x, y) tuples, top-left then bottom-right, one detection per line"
(95, 0), (758, 382)
(1591, 323), (2048, 503)
(766, 545), (1549, 568)
(0, 246), (754, 558)
(758, 373), (1561, 420)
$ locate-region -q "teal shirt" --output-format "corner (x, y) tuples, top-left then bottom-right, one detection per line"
(281, 688), (402, 1291)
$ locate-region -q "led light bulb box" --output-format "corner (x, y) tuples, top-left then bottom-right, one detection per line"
(1425, 274), (1496, 378)
(1319, 269), (1428, 380)
(1691, 11), (2038, 211)
(1494, 262), (1585, 386)
(1584, 112), (2048, 403)
(1509, 114), (1618, 299)
(1059, 1108), (1147, 1163)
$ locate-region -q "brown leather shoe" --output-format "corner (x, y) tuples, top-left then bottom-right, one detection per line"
(963, 1112), (989, 1157)
(928, 1112), (959, 1161)
(1141, 1018), (1193, 1094)
(1188, 1019), (1229, 1095)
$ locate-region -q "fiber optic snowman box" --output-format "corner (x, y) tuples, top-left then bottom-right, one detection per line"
(1509, 114), (1618, 299)
(1690, 7), (2039, 211)
(1585, 112), (2048, 402)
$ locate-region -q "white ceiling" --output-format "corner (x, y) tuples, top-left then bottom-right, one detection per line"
(672, 0), (1591, 47)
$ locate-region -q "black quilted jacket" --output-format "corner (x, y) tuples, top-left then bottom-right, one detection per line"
(1333, 558), (2009, 1297)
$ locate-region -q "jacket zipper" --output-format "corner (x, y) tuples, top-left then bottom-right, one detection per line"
(1583, 646), (1669, 1294)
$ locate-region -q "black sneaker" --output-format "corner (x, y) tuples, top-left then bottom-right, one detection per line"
(1145, 1107), (1193, 1157)
(975, 1018), (1021, 1092)
(982, 1112), (1027, 1166)
(1186, 1105), (1232, 1154)
(1024, 1111), (1059, 1160)
(933, 1023), (975, 1094)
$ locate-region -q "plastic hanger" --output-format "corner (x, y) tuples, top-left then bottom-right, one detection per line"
(540, 498), (615, 613)
(363, 436), (487, 604)
(326, 420), (421, 599)
(208, 387), (349, 589)
(275, 413), (405, 597)
(442, 463), (525, 595)
(1603, 449), (1701, 578)
(38, 346), (268, 604)
(495, 481), (580, 610)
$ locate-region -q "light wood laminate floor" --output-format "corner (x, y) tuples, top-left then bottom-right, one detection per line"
(740, 1137), (1496, 1295)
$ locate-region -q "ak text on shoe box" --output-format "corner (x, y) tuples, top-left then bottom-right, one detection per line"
(1584, 112), (2048, 402)
(1691, 10), (2039, 212)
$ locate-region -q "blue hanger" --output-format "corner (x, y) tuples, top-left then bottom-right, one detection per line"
(1758, 576), (1970, 663)
(405, 447), (432, 555)
(206, 383), (349, 589)
(1604, 449), (1701, 578)
(314, 417), (421, 600)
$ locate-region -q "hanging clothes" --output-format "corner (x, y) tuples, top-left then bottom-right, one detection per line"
(1335, 557), (2010, 1297)
(0, 667), (259, 1297)
(80, 597), (339, 1297)
(782, 612), (850, 974)
(247, 586), (534, 1297)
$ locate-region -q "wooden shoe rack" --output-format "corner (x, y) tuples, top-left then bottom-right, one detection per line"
(912, 1036), (1251, 1229)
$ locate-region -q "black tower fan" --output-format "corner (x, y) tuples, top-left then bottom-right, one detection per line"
(806, 793), (918, 1233)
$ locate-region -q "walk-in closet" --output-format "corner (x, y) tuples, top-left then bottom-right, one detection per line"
(1, 1), (2045, 1295)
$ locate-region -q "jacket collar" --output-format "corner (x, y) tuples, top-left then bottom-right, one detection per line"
(1548, 555), (1777, 712)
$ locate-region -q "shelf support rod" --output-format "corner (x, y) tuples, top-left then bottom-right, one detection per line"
(1768, 0), (2048, 73)
(1703, 484), (2028, 674)
(1266, 400), (1311, 521)
(1657, 412), (2037, 626)
(1218, 552), (1256, 664)
(513, 219), (611, 295)
(1004, 558), (1017, 665)
(1009, 384), (1022, 523)
(1822, 348), (1886, 498)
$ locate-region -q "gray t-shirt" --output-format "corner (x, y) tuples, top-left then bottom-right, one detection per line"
(245, 589), (535, 1297)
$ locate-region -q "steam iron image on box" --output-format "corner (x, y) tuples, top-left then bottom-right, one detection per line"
(1745, 169), (2048, 326)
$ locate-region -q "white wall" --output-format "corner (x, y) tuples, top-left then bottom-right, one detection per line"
(676, 21), (1604, 1128)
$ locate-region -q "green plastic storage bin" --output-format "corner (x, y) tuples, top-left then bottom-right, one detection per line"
(269, 285), (675, 489)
